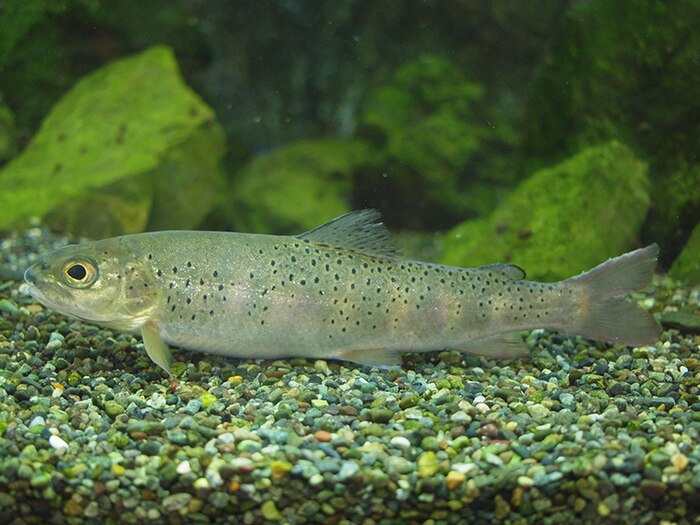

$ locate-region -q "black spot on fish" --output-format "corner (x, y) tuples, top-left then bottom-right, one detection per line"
(191, 314), (196, 320)
(213, 271), (219, 277)
(187, 261), (192, 267)
(186, 298), (192, 304)
(173, 267), (177, 274)
(209, 310), (214, 316)
(157, 270), (162, 277)
(218, 284), (224, 291)
(200, 278), (205, 285)
(171, 305), (176, 312)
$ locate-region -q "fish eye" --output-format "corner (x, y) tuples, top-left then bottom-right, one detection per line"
(62, 259), (98, 288)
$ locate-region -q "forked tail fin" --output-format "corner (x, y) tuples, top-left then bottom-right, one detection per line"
(565, 244), (660, 345)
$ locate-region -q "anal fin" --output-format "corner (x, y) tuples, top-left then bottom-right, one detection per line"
(339, 348), (403, 369)
(141, 322), (173, 375)
(456, 332), (529, 359)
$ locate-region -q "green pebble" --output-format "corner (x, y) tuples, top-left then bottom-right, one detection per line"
(369, 407), (393, 423)
(108, 433), (129, 448)
(160, 462), (178, 482)
(311, 399), (329, 408)
(261, 500), (283, 521)
(640, 479), (666, 500)
(0, 299), (18, 314)
(200, 392), (217, 409)
(541, 433), (563, 451)
(17, 464), (33, 480)
(208, 491), (230, 509)
(527, 403), (549, 418)
(417, 451), (440, 477)
(237, 439), (262, 453)
(420, 436), (440, 451)
(104, 400), (125, 417)
(170, 362), (188, 376)
(647, 450), (670, 467)
(142, 422), (165, 435)
(399, 395), (420, 409)
(67, 371), (82, 386)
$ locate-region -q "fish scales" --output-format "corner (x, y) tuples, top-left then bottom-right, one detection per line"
(24, 210), (661, 374)
(141, 233), (561, 355)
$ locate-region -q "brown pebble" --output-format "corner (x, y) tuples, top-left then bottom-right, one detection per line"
(338, 405), (358, 416)
(314, 430), (332, 442)
(27, 304), (44, 314)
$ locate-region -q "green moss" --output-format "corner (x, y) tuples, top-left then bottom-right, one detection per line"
(357, 54), (509, 228)
(230, 139), (369, 234)
(670, 222), (700, 285)
(521, 0), (700, 249)
(0, 46), (225, 237)
(0, 91), (17, 165)
(442, 141), (650, 281)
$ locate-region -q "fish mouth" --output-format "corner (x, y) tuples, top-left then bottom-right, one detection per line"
(23, 264), (75, 312)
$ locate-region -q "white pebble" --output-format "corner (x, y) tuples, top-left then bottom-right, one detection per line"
(517, 475), (534, 487)
(49, 435), (69, 452)
(176, 460), (191, 474)
(450, 411), (471, 424)
(390, 436), (411, 450)
(473, 395), (486, 404)
(29, 415), (45, 428)
(475, 402), (490, 414)
(147, 393), (166, 409)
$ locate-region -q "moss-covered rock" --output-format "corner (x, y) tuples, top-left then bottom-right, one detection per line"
(229, 139), (369, 234)
(521, 0), (700, 257)
(0, 91), (16, 165)
(441, 141), (650, 282)
(670, 222), (700, 285)
(0, 46), (225, 237)
(356, 54), (513, 229)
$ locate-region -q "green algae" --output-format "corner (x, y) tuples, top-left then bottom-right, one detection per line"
(442, 141), (650, 281)
(0, 46), (225, 237)
(670, 222), (700, 285)
(229, 139), (368, 234)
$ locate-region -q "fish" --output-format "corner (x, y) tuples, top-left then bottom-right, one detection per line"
(23, 209), (661, 375)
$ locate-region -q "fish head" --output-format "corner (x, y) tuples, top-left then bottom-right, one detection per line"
(24, 238), (157, 331)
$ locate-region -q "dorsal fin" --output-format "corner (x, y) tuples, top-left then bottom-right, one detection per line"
(477, 263), (526, 281)
(297, 209), (400, 259)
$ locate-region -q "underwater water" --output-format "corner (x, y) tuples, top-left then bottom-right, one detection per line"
(0, 2), (699, 524)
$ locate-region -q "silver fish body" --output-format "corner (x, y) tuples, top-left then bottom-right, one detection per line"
(24, 210), (660, 374)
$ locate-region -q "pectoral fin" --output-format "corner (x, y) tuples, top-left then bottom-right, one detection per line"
(141, 322), (173, 375)
(456, 332), (529, 359)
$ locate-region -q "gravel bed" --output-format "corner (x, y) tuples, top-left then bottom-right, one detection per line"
(0, 229), (699, 524)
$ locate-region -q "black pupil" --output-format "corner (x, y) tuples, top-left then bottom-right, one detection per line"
(67, 264), (87, 280)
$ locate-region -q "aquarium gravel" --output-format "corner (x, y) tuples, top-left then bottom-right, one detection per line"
(1, 229), (699, 525)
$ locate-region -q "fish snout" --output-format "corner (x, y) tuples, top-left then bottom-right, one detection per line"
(24, 265), (37, 285)
(24, 261), (49, 285)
